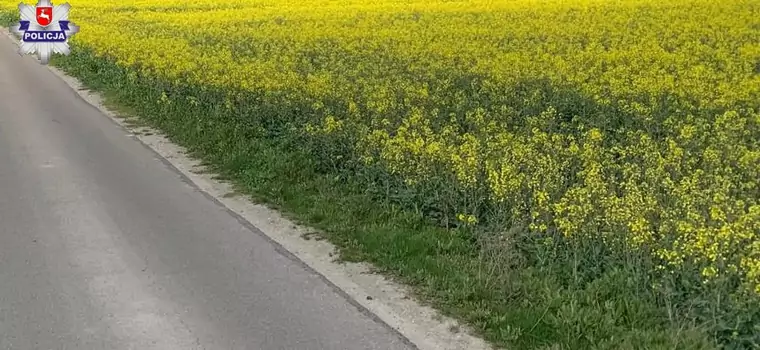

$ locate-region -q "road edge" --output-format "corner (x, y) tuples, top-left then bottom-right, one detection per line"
(3, 30), (493, 350)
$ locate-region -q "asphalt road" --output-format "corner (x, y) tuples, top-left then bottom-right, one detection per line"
(0, 35), (413, 350)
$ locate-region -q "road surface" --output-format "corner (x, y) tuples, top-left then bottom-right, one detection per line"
(0, 35), (414, 350)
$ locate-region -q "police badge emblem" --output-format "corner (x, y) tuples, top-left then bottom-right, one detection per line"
(10, 0), (79, 65)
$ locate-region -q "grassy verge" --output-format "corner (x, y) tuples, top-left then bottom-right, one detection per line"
(0, 17), (731, 349)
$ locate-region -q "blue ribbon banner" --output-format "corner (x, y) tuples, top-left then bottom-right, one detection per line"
(18, 20), (71, 42)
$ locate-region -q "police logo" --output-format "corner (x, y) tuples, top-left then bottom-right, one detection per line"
(10, 0), (79, 65)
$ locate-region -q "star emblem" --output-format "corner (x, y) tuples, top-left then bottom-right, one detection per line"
(10, 0), (79, 65)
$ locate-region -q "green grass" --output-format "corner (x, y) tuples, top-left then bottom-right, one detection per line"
(0, 16), (735, 348)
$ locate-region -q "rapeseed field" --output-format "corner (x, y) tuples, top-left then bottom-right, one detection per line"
(2, 0), (758, 348)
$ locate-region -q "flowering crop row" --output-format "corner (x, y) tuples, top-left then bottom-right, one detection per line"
(4, 0), (759, 311)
